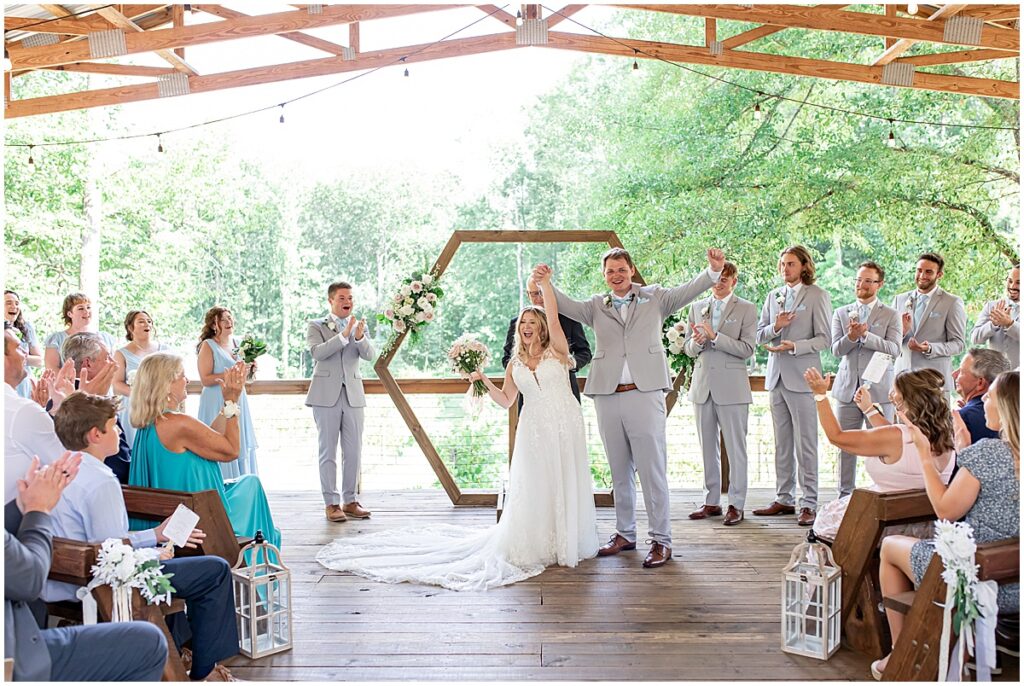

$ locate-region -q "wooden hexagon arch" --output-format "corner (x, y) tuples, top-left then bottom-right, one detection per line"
(374, 229), (646, 507)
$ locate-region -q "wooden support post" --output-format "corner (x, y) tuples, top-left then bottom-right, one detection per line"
(349, 21), (360, 54)
(172, 3), (185, 59)
(705, 17), (716, 47)
(885, 4), (896, 49)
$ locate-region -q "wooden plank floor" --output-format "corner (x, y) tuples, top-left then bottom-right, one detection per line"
(225, 488), (875, 681)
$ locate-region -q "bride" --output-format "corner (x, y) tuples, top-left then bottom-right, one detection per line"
(316, 269), (599, 591)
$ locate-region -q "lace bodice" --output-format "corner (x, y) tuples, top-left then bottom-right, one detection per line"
(511, 349), (573, 406)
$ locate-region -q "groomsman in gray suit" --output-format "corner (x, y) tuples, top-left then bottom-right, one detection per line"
(683, 261), (757, 526)
(753, 246), (832, 527)
(306, 281), (375, 523)
(830, 261), (901, 498)
(544, 247), (724, 568)
(892, 252), (966, 391)
(971, 264), (1019, 368)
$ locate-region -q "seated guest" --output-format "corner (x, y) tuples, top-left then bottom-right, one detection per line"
(61, 332), (131, 483)
(5, 290), (43, 398)
(804, 368), (955, 540)
(954, 348), (1011, 445)
(43, 292), (116, 373)
(970, 264), (1019, 368)
(113, 310), (169, 449)
(5, 452), (169, 682)
(128, 352), (280, 549)
(4, 325), (68, 502)
(872, 371), (1020, 680)
(48, 391), (241, 682)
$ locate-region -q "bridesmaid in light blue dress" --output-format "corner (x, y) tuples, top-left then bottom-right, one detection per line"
(113, 310), (168, 448)
(196, 307), (259, 479)
(43, 292), (116, 372)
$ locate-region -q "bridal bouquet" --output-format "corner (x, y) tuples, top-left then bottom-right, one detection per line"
(448, 335), (490, 414)
(234, 335), (267, 381)
(379, 269), (444, 351)
(90, 539), (175, 621)
(662, 312), (695, 390)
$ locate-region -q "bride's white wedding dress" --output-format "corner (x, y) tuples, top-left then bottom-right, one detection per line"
(316, 349), (599, 591)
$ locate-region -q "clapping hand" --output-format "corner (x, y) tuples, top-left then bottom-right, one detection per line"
(766, 339), (795, 354)
(80, 356), (117, 395)
(990, 302), (1014, 327)
(689, 323), (707, 346)
(853, 385), (874, 413)
(951, 410), (971, 452)
(706, 248), (725, 273)
(218, 362), (246, 403)
(354, 318), (367, 340)
(693, 321), (715, 342)
(46, 359), (77, 412)
(908, 338), (930, 353)
(343, 316), (357, 338)
(847, 320), (868, 341)
(803, 367), (831, 395)
(31, 371), (53, 408)
(16, 452), (82, 514)
(901, 312), (913, 337)
(774, 310), (796, 331)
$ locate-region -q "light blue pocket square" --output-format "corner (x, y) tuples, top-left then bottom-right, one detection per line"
(929, 311), (941, 318)
(725, 318), (737, 324)
(796, 304), (807, 311)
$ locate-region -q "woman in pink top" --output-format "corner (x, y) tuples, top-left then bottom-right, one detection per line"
(804, 368), (956, 539)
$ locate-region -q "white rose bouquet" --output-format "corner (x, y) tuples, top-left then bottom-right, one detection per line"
(379, 269), (443, 351)
(448, 334), (490, 414)
(89, 539), (175, 621)
(662, 312), (695, 390)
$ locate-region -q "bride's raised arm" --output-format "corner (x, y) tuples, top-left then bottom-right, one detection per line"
(533, 270), (570, 365)
(469, 365), (519, 410)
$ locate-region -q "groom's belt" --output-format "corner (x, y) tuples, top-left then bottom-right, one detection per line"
(614, 383), (638, 393)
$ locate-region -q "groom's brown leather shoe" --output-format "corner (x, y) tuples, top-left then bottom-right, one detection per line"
(752, 501), (796, 516)
(597, 534), (636, 557)
(325, 505), (347, 522)
(688, 504), (723, 520)
(723, 506), (744, 526)
(642, 542), (671, 568)
(342, 502), (371, 519)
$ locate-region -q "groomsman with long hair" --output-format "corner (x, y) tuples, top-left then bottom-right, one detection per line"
(753, 246), (832, 527)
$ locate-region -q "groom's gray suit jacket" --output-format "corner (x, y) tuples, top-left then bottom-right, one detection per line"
(553, 272), (716, 396)
(304, 317), (375, 408)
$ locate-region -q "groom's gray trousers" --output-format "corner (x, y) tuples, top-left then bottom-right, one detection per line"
(593, 389), (672, 547)
(311, 386), (363, 506)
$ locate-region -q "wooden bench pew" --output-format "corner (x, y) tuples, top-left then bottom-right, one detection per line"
(122, 486), (248, 565)
(47, 537), (190, 681)
(882, 538), (1019, 681)
(826, 488), (937, 658)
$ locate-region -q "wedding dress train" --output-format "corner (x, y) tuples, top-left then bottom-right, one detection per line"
(315, 351), (599, 591)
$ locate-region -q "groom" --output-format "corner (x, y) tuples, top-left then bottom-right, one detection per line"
(306, 281), (375, 523)
(538, 247), (724, 568)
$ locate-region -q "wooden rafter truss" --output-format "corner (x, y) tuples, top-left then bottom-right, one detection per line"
(3, 3), (1019, 119)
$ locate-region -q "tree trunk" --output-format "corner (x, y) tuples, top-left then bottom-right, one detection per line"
(79, 79), (103, 325)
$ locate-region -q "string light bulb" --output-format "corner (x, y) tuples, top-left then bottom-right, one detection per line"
(907, 3), (919, 15)
(278, 104), (285, 124)
(754, 93), (764, 121)
(27, 145), (34, 169)
(157, 134), (164, 153)
(632, 49), (639, 71)
(887, 119), (896, 147)
(515, 9), (523, 26)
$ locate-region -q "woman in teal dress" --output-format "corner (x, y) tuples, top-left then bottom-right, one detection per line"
(127, 351), (280, 550)
(196, 307), (259, 480)
(113, 310), (168, 448)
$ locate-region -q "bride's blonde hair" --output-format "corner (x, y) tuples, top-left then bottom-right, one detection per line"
(514, 306), (550, 363)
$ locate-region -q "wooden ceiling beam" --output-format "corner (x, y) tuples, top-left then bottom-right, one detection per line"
(546, 5), (586, 29)
(896, 47), (1019, 67)
(544, 30), (1018, 100)
(614, 4), (1018, 51)
(8, 4), (459, 72)
(5, 31), (523, 118)
(476, 4), (518, 29)
(94, 6), (198, 75)
(4, 15), (112, 34)
(719, 4), (851, 51)
(171, 3), (185, 59)
(873, 4), (969, 66)
(194, 5), (348, 56)
(45, 62), (177, 76)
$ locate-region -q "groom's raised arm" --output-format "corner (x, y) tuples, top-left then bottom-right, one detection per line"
(660, 269), (716, 316)
(552, 286), (595, 328)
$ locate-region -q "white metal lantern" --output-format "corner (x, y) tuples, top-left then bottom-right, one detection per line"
(231, 530), (292, 658)
(781, 540), (842, 660)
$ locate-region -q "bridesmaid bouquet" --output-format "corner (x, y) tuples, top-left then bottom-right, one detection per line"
(234, 335), (268, 382)
(448, 335), (490, 414)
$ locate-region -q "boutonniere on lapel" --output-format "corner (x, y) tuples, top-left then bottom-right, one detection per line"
(700, 304), (711, 321)
(325, 319), (338, 332)
(774, 289), (786, 308)
(603, 294), (613, 308)
(905, 293), (917, 313)
(848, 306), (860, 323)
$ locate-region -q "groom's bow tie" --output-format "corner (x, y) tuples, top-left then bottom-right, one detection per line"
(611, 294), (635, 309)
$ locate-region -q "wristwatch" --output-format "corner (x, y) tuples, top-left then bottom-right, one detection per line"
(221, 400), (240, 419)
(813, 393), (828, 402)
